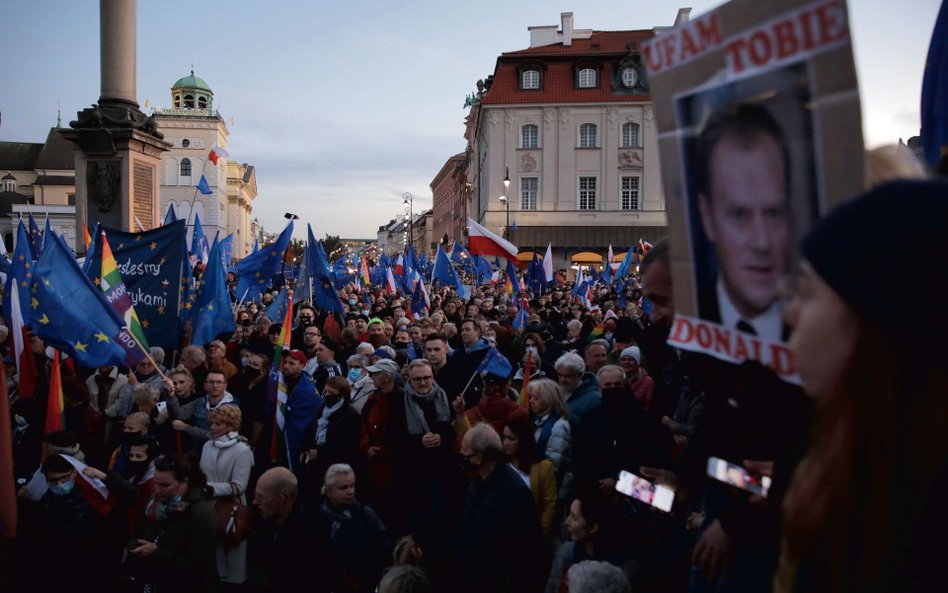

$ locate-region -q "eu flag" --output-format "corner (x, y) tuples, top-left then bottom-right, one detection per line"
(27, 215), (43, 261)
(306, 225), (345, 313)
(3, 221), (33, 323)
(197, 175), (213, 195)
(84, 221), (188, 352)
(433, 245), (466, 298)
(163, 203), (178, 225)
(31, 232), (142, 367)
(191, 238), (236, 345)
(235, 221), (294, 303)
(191, 213), (209, 262)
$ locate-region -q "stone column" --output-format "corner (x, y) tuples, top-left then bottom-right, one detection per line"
(61, 0), (169, 241)
(99, 0), (137, 107)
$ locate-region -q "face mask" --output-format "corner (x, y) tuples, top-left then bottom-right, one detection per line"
(348, 298), (357, 306)
(526, 346), (539, 355)
(240, 357), (251, 368)
(125, 460), (149, 480)
(50, 479), (75, 496)
(362, 309), (370, 317)
(347, 369), (362, 383)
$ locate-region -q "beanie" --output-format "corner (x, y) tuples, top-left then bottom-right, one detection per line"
(801, 179), (948, 346)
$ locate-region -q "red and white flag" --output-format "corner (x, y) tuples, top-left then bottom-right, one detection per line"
(467, 217), (518, 263)
(385, 268), (397, 295)
(394, 254), (404, 277)
(542, 242), (554, 283)
(9, 287), (36, 399)
(208, 144), (229, 165)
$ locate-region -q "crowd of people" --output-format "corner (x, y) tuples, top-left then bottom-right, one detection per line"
(1, 172), (946, 593)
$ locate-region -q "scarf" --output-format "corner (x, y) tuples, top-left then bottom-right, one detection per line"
(144, 494), (189, 523)
(533, 412), (562, 455)
(211, 431), (243, 449)
(316, 398), (345, 445)
(403, 382), (451, 436)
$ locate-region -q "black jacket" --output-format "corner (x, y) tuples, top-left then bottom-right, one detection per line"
(301, 398), (363, 494)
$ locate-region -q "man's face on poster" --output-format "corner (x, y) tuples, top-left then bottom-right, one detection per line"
(699, 132), (789, 319)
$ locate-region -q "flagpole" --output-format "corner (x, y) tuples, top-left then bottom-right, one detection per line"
(233, 287), (250, 316)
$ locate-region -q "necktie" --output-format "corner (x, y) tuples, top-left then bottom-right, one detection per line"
(736, 320), (757, 336)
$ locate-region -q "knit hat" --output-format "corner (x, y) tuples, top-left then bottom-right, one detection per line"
(604, 309), (618, 322)
(802, 179), (948, 347)
(620, 346), (641, 364)
(367, 317), (384, 328)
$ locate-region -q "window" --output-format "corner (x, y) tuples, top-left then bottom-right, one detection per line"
(579, 123), (598, 148)
(578, 177), (597, 210)
(198, 96), (207, 109)
(522, 69), (540, 89)
(578, 68), (597, 88)
(180, 158), (192, 177)
(173, 95), (181, 108)
(521, 124), (539, 149)
(67, 194), (76, 206)
(182, 138), (190, 148)
(621, 122), (640, 148)
(183, 95), (194, 108)
(621, 176), (641, 210)
(521, 178), (538, 210)
(621, 67), (638, 88)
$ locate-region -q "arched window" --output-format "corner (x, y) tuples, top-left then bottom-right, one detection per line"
(578, 68), (597, 88)
(183, 94), (194, 108)
(180, 158), (192, 177)
(521, 69), (540, 90)
(173, 94), (181, 108)
(198, 96), (207, 109)
(521, 124), (539, 149)
(621, 122), (641, 148)
(579, 123), (598, 148)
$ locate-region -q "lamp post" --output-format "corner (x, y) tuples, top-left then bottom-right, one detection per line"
(403, 192), (413, 253)
(499, 167), (511, 239)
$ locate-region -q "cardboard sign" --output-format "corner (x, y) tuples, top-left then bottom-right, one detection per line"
(642, 0), (864, 381)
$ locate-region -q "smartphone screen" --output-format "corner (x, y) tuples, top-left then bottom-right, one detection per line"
(706, 457), (772, 497)
(615, 470), (675, 512)
(156, 401), (167, 414)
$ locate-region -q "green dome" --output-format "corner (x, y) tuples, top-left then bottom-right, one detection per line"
(172, 72), (213, 94)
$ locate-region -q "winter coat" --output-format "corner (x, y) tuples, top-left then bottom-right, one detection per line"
(200, 434), (254, 584)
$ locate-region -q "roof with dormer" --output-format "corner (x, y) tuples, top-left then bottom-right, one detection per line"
(481, 29), (654, 105)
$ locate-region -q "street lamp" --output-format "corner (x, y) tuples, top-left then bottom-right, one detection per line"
(403, 192), (413, 251)
(499, 167), (511, 239)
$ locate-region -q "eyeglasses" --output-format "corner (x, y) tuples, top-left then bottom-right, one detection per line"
(304, 332), (321, 338)
(205, 380), (226, 385)
(411, 375), (433, 382)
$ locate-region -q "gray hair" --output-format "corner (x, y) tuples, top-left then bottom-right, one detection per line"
(567, 560), (631, 593)
(554, 351), (586, 375)
(566, 319), (583, 333)
(321, 463), (355, 495)
(526, 378), (570, 418)
(181, 344), (206, 364)
(376, 345), (396, 359)
(597, 364), (626, 384)
(132, 383), (159, 406)
(584, 339), (610, 355)
(356, 342), (375, 356)
(467, 422), (504, 461)
(407, 358), (432, 373)
(148, 346), (166, 365)
(347, 354), (368, 368)
(378, 565), (432, 593)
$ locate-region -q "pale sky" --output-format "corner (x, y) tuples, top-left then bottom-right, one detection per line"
(1, 0), (940, 239)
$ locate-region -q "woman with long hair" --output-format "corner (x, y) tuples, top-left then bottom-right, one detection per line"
(504, 408), (558, 538)
(527, 378), (573, 497)
(777, 180), (948, 592)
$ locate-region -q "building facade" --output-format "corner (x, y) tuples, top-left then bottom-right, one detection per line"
(430, 152), (468, 250)
(465, 12), (681, 274)
(154, 71), (257, 260)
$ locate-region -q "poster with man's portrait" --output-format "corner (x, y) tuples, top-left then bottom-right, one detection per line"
(642, 0), (864, 381)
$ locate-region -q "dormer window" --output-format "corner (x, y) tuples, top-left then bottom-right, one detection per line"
(578, 68), (597, 88)
(521, 69), (540, 90)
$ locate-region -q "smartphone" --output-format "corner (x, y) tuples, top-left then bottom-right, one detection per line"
(706, 457), (772, 497)
(156, 401), (167, 414)
(615, 470), (675, 512)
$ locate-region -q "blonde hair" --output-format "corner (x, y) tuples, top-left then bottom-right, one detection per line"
(208, 405), (242, 431)
(528, 378), (570, 418)
(864, 144), (926, 189)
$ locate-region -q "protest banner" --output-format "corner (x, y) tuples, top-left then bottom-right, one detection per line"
(642, 0), (864, 381)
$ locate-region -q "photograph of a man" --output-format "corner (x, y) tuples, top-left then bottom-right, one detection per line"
(694, 104), (790, 343)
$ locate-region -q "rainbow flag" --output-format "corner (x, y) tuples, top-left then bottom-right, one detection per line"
(505, 258), (519, 296)
(83, 226), (92, 251)
(268, 289), (294, 466)
(360, 256), (371, 285)
(44, 350), (64, 434)
(99, 231), (149, 352)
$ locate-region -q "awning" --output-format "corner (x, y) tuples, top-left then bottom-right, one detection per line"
(508, 225), (666, 251)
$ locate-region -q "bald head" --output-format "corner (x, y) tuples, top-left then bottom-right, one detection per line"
(254, 467), (298, 523)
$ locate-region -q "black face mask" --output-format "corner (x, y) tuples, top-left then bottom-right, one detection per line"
(124, 460), (149, 480)
(458, 454), (478, 475)
(299, 318), (314, 327)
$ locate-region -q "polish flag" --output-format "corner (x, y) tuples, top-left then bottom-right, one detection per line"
(208, 144), (229, 165)
(542, 242), (554, 283)
(467, 217), (518, 263)
(394, 254), (404, 276)
(9, 287), (36, 399)
(385, 268), (397, 295)
(638, 238), (653, 255)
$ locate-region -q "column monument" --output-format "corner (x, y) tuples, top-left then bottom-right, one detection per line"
(61, 0), (169, 241)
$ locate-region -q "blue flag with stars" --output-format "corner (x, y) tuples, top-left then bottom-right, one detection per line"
(433, 245), (466, 298)
(235, 221), (294, 303)
(306, 224), (345, 314)
(4, 221), (34, 322)
(192, 238), (236, 345)
(26, 215), (43, 261)
(31, 232), (143, 368)
(163, 203), (178, 225)
(197, 175), (213, 196)
(84, 221), (188, 352)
